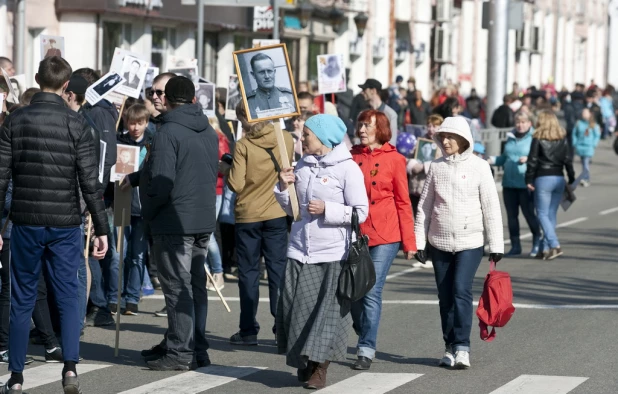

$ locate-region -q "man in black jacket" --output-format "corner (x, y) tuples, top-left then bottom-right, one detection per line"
(491, 94), (515, 128)
(0, 56), (108, 394)
(139, 77), (218, 371)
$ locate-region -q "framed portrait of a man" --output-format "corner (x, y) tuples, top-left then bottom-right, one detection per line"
(233, 44), (300, 123)
(414, 138), (439, 163)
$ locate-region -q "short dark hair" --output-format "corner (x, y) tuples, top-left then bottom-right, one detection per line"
(73, 68), (101, 86)
(131, 60), (140, 67)
(19, 88), (41, 105)
(249, 53), (274, 70)
(153, 72), (177, 86)
(37, 56), (72, 90)
(0, 79), (9, 94)
(297, 91), (314, 101)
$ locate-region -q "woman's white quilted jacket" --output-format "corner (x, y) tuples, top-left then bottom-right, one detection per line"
(414, 120), (504, 254)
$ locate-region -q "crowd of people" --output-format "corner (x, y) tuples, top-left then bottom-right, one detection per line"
(0, 53), (613, 393)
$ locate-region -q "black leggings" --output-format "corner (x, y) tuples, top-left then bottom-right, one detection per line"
(0, 240), (59, 351)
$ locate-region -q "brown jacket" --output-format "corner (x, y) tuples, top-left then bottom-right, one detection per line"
(227, 123), (294, 223)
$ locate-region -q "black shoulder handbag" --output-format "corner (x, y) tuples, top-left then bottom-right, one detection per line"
(338, 209), (376, 302)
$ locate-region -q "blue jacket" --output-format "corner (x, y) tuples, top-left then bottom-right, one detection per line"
(572, 121), (600, 158)
(493, 128), (534, 189)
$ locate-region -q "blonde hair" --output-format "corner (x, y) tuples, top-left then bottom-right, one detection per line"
(534, 110), (565, 141)
(427, 114), (444, 127)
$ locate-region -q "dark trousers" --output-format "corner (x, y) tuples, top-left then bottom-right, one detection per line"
(410, 194), (421, 218)
(220, 223), (236, 274)
(9, 226), (81, 373)
(153, 233), (210, 363)
(235, 217), (287, 337)
(431, 246), (484, 353)
(503, 187), (541, 241)
(34, 268), (60, 350)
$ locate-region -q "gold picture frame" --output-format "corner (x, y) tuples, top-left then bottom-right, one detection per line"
(233, 43), (300, 123)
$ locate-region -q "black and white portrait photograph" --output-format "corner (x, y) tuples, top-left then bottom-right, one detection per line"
(40, 35), (64, 59)
(169, 67), (200, 86)
(112, 144), (140, 182)
(144, 67), (159, 90)
(317, 54), (346, 94)
(116, 56), (149, 98)
(196, 83), (215, 117)
(225, 75), (241, 120)
(414, 138), (439, 162)
(85, 71), (126, 106)
(233, 44), (299, 122)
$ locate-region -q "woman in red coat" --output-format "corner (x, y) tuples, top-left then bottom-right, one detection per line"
(349, 109), (417, 370)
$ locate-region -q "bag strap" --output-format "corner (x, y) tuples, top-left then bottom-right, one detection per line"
(479, 321), (496, 342)
(264, 148), (281, 173)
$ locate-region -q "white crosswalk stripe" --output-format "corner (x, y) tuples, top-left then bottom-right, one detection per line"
(0, 363), (110, 391)
(117, 365), (266, 394)
(318, 372), (424, 394)
(488, 375), (588, 394)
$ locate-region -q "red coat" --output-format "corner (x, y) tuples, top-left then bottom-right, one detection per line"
(351, 143), (416, 252)
(217, 132), (230, 195)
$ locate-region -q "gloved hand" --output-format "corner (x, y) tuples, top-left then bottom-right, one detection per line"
(490, 253), (503, 263)
(414, 250), (427, 264)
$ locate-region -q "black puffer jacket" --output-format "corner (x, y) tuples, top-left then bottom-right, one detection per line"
(0, 93), (108, 236)
(139, 103), (218, 235)
(525, 137), (575, 186)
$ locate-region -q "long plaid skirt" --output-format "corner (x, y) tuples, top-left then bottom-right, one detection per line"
(276, 259), (351, 369)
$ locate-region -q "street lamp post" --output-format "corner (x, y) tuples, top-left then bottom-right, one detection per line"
(354, 12), (369, 38)
(329, 7), (345, 33)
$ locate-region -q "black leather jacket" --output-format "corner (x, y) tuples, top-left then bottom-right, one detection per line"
(525, 137), (575, 185)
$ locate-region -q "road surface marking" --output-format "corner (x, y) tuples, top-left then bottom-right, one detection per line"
(318, 373), (423, 394)
(118, 366), (266, 394)
(488, 374), (588, 394)
(0, 363), (110, 390)
(599, 207), (618, 215)
(386, 267), (421, 280)
(504, 216), (588, 244)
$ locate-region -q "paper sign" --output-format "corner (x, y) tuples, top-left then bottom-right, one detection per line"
(115, 55), (149, 99)
(168, 66), (200, 86)
(40, 35), (65, 59)
(113, 181), (132, 227)
(317, 54), (346, 94)
(9, 74), (26, 101)
(166, 56), (197, 70)
(85, 71), (126, 106)
(196, 83), (216, 117)
(0, 68), (18, 103)
(144, 67), (159, 90)
(109, 47), (143, 75)
(111, 144), (140, 182)
(252, 39), (280, 48)
(225, 75), (240, 120)
(99, 140), (107, 184)
(0, 93), (5, 111)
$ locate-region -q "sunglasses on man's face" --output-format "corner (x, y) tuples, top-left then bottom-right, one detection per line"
(149, 89), (165, 98)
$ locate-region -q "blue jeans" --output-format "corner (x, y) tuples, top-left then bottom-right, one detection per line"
(206, 195), (223, 274)
(89, 207), (120, 307)
(351, 242), (400, 359)
(580, 156), (591, 181)
(502, 188), (541, 242)
(10, 226), (82, 373)
(431, 246), (483, 353)
(123, 216), (148, 305)
(534, 176), (565, 249)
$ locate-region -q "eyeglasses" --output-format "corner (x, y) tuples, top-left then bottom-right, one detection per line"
(149, 89), (165, 98)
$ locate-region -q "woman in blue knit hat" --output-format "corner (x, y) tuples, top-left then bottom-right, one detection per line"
(274, 114), (369, 389)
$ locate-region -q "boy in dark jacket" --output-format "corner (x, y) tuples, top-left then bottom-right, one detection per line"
(117, 104), (153, 315)
(0, 56), (108, 393)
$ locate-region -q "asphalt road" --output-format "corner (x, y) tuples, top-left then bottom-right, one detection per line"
(6, 139), (618, 394)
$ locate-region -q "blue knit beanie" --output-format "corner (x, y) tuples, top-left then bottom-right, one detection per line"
(304, 114), (347, 148)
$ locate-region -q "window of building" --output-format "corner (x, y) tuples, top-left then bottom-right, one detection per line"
(152, 27), (177, 70)
(308, 41), (327, 82)
(282, 38), (300, 86)
(195, 32), (218, 82)
(101, 22), (132, 74)
(234, 36), (251, 51)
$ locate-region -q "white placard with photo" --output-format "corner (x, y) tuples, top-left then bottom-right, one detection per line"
(166, 56), (197, 70)
(99, 140), (107, 184)
(225, 75), (241, 120)
(144, 67), (159, 90)
(196, 83), (216, 117)
(40, 35), (65, 59)
(115, 56), (149, 98)
(9, 75), (27, 101)
(1, 68), (19, 103)
(109, 48), (144, 76)
(111, 144), (141, 182)
(317, 54), (346, 94)
(169, 66), (200, 86)
(85, 71), (126, 106)
(252, 39), (280, 48)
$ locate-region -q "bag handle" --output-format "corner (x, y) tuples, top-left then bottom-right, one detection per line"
(479, 321), (497, 342)
(489, 260), (496, 272)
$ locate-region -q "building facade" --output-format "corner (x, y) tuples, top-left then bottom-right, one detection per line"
(0, 0), (613, 99)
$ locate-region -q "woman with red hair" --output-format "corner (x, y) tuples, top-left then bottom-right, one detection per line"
(349, 109), (416, 370)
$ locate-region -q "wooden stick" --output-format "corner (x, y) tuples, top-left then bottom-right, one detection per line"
(114, 208), (126, 357)
(115, 96), (127, 131)
(205, 269), (231, 313)
(84, 214), (93, 303)
(273, 121), (300, 221)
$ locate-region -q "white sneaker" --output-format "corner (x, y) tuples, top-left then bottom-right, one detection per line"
(455, 350), (471, 369)
(207, 274), (225, 292)
(421, 260), (433, 269)
(412, 261), (423, 268)
(438, 348), (455, 367)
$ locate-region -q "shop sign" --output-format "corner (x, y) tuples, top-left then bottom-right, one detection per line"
(118, 0), (164, 10)
(253, 6), (274, 32)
